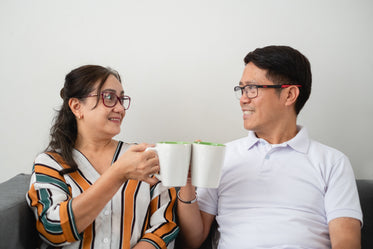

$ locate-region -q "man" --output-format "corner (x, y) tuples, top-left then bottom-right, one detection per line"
(177, 45), (362, 249)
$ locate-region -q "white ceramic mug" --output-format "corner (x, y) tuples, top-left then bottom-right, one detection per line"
(191, 142), (226, 188)
(147, 142), (191, 187)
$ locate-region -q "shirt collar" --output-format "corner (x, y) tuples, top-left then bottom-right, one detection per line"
(246, 126), (310, 154)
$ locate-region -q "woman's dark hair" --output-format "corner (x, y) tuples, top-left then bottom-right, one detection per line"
(244, 45), (312, 115)
(47, 65), (121, 175)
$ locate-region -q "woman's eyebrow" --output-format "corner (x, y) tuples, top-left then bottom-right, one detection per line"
(102, 88), (125, 95)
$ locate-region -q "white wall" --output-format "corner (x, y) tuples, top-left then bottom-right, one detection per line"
(1, 0), (372, 182)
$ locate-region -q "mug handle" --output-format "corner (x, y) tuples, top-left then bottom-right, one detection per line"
(145, 147), (162, 180)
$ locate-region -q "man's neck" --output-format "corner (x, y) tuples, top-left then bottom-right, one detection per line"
(255, 121), (299, 145)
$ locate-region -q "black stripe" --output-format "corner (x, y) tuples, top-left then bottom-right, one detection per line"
(118, 181), (128, 249)
(64, 167), (92, 194)
(46, 153), (64, 170)
(141, 205), (151, 235)
(112, 141), (123, 164)
(76, 168), (93, 185)
(91, 220), (96, 249)
(152, 189), (175, 237)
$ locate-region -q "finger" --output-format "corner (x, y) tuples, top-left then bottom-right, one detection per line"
(144, 151), (158, 161)
(130, 143), (149, 152)
(143, 176), (159, 186)
(194, 139), (202, 142)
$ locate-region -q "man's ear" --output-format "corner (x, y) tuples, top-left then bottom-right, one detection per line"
(284, 86), (300, 107)
(68, 98), (83, 119)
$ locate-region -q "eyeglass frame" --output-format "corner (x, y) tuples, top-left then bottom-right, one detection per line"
(84, 91), (131, 110)
(234, 84), (302, 99)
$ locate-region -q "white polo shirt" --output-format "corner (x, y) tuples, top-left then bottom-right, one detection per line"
(197, 127), (362, 249)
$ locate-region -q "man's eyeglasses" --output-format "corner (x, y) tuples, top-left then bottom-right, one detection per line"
(84, 91), (131, 110)
(234, 84), (302, 99)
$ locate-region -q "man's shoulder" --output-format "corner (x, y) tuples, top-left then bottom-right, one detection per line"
(307, 138), (349, 165)
(309, 138), (345, 156)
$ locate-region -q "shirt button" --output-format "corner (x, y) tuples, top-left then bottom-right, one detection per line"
(103, 238), (109, 243)
(104, 210), (110, 216)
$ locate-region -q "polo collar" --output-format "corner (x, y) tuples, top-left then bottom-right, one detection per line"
(246, 126), (310, 154)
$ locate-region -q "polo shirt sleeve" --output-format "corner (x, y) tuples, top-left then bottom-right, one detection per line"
(197, 187), (219, 216)
(324, 154), (363, 224)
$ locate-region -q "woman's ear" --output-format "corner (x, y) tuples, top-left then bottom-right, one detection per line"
(284, 85), (300, 107)
(68, 98), (83, 119)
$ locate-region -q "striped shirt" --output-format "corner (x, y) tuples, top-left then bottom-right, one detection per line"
(26, 141), (179, 249)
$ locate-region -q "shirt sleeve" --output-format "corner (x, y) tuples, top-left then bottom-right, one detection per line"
(26, 153), (82, 246)
(140, 182), (179, 249)
(324, 153), (363, 224)
(197, 187), (219, 216)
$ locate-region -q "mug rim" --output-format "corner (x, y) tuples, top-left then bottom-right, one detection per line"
(158, 141), (191, 145)
(193, 141), (225, 147)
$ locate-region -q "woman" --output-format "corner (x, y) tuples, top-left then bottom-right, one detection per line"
(26, 65), (179, 249)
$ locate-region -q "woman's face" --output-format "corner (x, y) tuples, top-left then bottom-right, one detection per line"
(78, 75), (127, 140)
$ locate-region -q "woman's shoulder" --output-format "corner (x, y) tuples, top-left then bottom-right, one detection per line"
(34, 151), (66, 171)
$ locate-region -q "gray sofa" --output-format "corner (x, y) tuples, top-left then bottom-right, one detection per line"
(1, 173), (372, 249)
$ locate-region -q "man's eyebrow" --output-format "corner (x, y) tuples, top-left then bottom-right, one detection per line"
(239, 81), (257, 86)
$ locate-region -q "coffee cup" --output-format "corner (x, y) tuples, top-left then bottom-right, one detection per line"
(191, 142), (226, 188)
(147, 142), (191, 187)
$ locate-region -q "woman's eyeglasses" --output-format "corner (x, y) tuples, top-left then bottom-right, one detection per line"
(84, 91), (131, 110)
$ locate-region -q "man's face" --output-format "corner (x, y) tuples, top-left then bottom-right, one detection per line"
(239, 62), (287, 136)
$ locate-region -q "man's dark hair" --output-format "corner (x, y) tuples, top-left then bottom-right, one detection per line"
(244, 45), (312, 114)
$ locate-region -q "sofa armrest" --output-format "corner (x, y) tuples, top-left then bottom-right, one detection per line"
(357, 179), (373, 249)
(0, 173), (39, 249)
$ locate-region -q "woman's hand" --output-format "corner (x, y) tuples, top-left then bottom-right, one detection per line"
(114, 143), (160, 185)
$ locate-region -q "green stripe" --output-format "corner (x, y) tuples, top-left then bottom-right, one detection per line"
(163, 227), (180, 244)
(39, 189), (63, 233)
(36, 174), (70, 194)
(68, 199), (83, 240)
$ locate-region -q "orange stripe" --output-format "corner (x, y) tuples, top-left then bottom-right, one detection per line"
(150, 195), (159, 215)
(121, 180), (139, 249)
(28, 184), (44, 215)
(82, 224), (94, 249)
(142, 233), (167, 249)
(36, 218), (67, 244)
(28, 184), (73, 243)
(60, 201), (80, 242)
(34, 164), (65, 182)
(47, 152), (91, 190)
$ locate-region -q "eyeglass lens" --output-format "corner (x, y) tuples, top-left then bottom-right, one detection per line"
(234, 85), (258, 99)
(102, 92), (130, 109)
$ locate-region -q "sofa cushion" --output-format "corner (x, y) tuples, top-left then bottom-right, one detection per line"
(0, 173), (39, 249)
